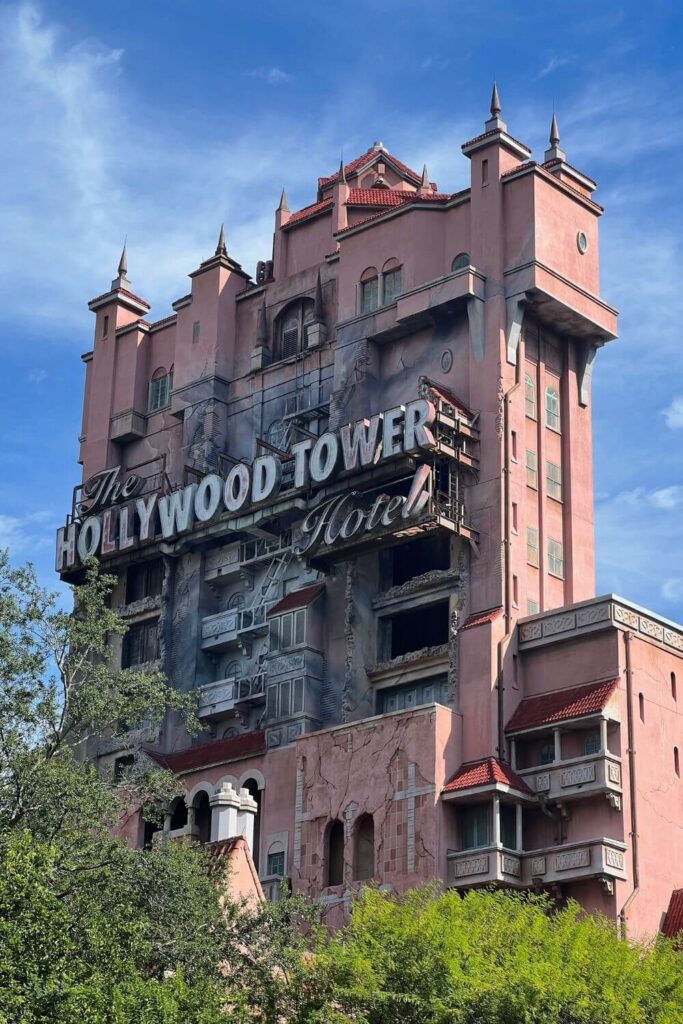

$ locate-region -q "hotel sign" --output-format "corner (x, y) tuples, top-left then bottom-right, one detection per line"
(56, 399), (438, 570)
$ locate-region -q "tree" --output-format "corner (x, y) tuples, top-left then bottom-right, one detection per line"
(0, 553), (317, 1023)
(296, 885), (683, 1024)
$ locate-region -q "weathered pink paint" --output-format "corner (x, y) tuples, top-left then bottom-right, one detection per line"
(65, 92), (682, 939)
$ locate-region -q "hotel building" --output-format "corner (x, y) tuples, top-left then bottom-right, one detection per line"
(56, 88), (683, 937)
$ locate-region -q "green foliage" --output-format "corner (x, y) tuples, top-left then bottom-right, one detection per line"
(298, 885), (683, 1024)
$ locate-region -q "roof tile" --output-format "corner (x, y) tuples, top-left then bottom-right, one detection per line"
(505, 678), (620, 733)
(662, 889), (683, 940)
(268, 582), (325, 617)
(462, 607), (503, 630)
(145, 730), (266, 773)
(443, 756), (534, 795)
(319, 147), (423, 189)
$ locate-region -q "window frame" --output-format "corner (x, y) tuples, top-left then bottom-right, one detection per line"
(274, 299), (314, 362)
(359, 272), (379, 314)
(461, 803), (490, 850)
(269, 608), (306, 655)
(525, 373), (537, 420)
(148, 370), (172, 413)
(381, 264), (403, 305)
(547, 537), (564, 579)
(526, 526), (539, 568)
(547, 460), (563, 502)
(545, 385), (561, 433)
(121, 619), (159, 669)
(525, 449), (538, 490)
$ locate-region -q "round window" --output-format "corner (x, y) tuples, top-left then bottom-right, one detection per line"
(577, 231), (588, 255)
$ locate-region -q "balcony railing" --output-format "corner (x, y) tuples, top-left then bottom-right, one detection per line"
(516, 753), (622, 807)
(197, 674), (266, 719)
(201, 606), (269, 651)
(447, 836), (627, 889)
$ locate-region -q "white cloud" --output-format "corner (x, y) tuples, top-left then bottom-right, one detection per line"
(0, 510), (54, 558)
(537, 55), (570, 78)
(662, 578), (683, 603)
(247, 66), (292, 85)
(663, 397), (683, 429)
(649, 486), (683, 510)
(28, 367), (47, 385)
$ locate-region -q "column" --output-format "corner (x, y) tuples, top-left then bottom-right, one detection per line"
(600, 717), (608, 754)
(516, 803), (523, 852)
(553, 728), (562, 762)
(510, 738), (517, 770)
(236, 787), (258, 852)
(492, 795), (501, 847)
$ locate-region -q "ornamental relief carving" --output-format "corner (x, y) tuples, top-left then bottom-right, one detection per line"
(555, 848), (590, 871)
(455, 855), (489, 877)
(576, 603), (610, 626)
(543, 613), (576, 636)
(268, 652), (306, 676)
(529, 856), (546, 876)
(535, 773), (551, 792)
(607, 762), (622, 784)
(604, 847), (624, 869)
(639, 616), (664, 641)
(520, 622), (543, 642)
(502, 855), (521, 877)
(561, 763), (596, 787)
(613, 605), (639, 628)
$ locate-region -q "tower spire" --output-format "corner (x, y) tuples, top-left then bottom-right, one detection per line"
(278, 187), (289, 213)
(338, 154), (346, 184)
(490, 81), (501, 117)
(215, 223), (227, 257)
(544, 112), (566, 163)
(418, 163), (431, 195)
(485, 81), (507, 132)
(117, 242), (128, 279)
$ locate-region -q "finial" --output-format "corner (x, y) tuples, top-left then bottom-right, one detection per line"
(550, 112), (560, 146)
(544, 111), (566, 163)
(338, 154), (346, 184)
(117, 242), (128, 278)
(490, 82), (501, 117)
(372, 140), (385, 150)
(313, 269), (324, 321)
(278, 187), (289, 213)
(418, 164), (431, 195)
(215, 224), (227, 257)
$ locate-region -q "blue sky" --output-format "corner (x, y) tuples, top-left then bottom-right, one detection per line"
(0, 0), (682, 621)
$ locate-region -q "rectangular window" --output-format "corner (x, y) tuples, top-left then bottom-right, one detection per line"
(121, 620), (159, 669)
(269, 618), (279, 654)
(292, 677), (304, 714)
(280, 613), (293, 651)
(525, 373), (537, 419)
(149, 374), (171, 412)
(269, 609), (306, 654)
(382, 268), (402, 305)
(360, 277), (378, 314)
(527, 598), (539, 615)
(280, 679), (291, 718)
(267, 851), (285, 876)
(548, 537), (564, 578)
(266, 684), (278, 720)
(540, 739), (555, 765)
(511, 502), (518, 534)
(526, 527), (539, 568)
(545, 386), (561, 432)
(461, 804), (490, 850)
(102, 314), (109, 338)
(377, 675), (448, 714)
(500, 804), (517, 850)
(512, 575), (519, 608)
(114, 754), (134, 780)
(511, 430), (518, 461)
(584, 729), (601, 755)
(481, 159), (489, 186)
(526, 450), (538, 489)
(294, 608), (306, 646)
(547, 461), (562, 501)
(192, 320), (200, 344)
(126, 559), (164, 604)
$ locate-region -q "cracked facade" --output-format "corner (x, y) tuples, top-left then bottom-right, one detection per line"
(57, 90), (683, 938)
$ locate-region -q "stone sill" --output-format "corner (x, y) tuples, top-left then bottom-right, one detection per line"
(367, 644), (449, 681)
(373, 568), (462, 609)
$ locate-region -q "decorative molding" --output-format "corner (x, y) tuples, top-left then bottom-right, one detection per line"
(535, 773), (551, 793)
(608, 762), (621, 785)
(604, 847), (624, 869)
(519, 596), (683, 656)
(454, 854), (489, 877)
(529, 856), (546, 876)
(502, 854), (521, 877)
(561, 763), (596, 787)
(555, 848), (590, 871)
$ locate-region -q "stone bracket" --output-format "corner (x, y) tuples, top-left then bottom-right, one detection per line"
(578, 342), (599, 407)
(467, 296), (485, 363)
(505, 293), (527, 365)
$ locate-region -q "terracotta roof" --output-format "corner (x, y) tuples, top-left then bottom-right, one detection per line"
(501, 160), (537, 178)
(283, 197), (333, 228)
(335, 192), (452, 237)
(505, 678), (620, 734)
(149, 314), (177, 331)
(462, 127), (532, 155)
(144, 731), (266, 773)
(348, 188), (415, 207)
(662, 889), (683, 940)
(267, 582), (325, 617)
(319, 147), (423, 189)
(443, 756), (534, 795)
(462, 607), (503, 630)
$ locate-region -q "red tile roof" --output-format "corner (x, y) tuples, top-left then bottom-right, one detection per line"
(462, 127), (532, 155)
(283, 197), (333, 228)
(443, 757), (534, 795)
(348, 188), (415, 207)
(462, 607), (503, 630)
(144, 731), (266, 773)
(505, 678), (620, 734)
(319, 147), (423, 189)
(267, 582), (325, 617)
(662, 889), (683, 940)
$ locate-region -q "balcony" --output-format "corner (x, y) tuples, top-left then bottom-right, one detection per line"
(201, 606), (269, 652)
(197, 677), (239, 720)
(447, 837), (627, 890)
(516, 753), (623, 808)
(204, 544), (242, 584)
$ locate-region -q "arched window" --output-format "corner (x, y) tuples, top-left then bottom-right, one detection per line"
(275, 299), (314, 361)
(224, 659), (242, 680)
(451, 252), (470, 272)
(267, 840), (286, 878)
(545, 385), (561, 432)
(359, 267), (379, 314)
(242, 778), (262, 870)
(353, 814), (375, 881)
(525, 373), (537, 420)
(228, 591), (245, 611)
(326, 819), (345, 886)
(675, 747), (680, 778)
(193, 791), (212, 844)
(169, 796), (187, 831)
(382, 258), (402, 305)
(672, 672), (677, 702)
(149, 366), (172, 412)
(266, 418), (288, 451)
(639, 692), (645, 722)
